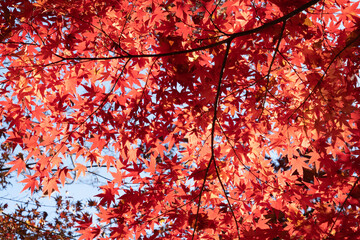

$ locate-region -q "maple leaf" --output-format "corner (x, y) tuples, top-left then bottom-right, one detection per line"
(20, 175), (39, 194)
(95, 182), (119, 207)
(88, 135), (107, 151)
(41, 178), (60, 197)
(1, 0), (360, 238)
(73, 163), (88, 179)
(7, 157), (27, 177)
(290, 157), (311, 176)
(76, 214), (101, 240)
(57, 167), (72, 186)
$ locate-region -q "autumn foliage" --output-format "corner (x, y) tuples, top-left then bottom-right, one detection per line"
(1, 0), (360, 239)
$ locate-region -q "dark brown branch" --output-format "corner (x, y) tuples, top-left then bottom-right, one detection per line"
(0, 41), (38, 46)
(0, 163), (36, 173)
(211, 41), (241, 239)
(192, 40), (231, 239)
(55, 0), (320, 62)
(87, 170), (112, 181)
(202, 0), (231, 37)
(0, 196), (56, 208)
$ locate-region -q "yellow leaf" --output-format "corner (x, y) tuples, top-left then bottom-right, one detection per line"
(303, 18), (313, 27)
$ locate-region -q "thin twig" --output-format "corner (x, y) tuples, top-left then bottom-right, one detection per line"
(288, 33), (360, 121)
(0, 212), (68, 240)
(192, 40), (231, 240)
(258, 20), (286, 120)
(325, 176), (360, 239)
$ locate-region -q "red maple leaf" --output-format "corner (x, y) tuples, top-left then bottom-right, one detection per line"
(7, 157), (27, 177)
(95, 182), (119, 207)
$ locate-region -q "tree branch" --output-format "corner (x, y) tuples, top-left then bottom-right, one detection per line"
(192, 40), (231, 239)
(55, 0), (320, 62)
(258, 20), (287, 120)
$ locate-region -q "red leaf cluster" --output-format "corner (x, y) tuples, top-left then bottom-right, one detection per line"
(1, 0), (360, 239)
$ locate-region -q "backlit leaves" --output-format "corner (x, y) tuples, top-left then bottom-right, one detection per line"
(0, 0), (360, 239)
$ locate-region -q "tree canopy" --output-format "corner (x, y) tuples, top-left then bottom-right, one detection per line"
(1, 0), (360, 239)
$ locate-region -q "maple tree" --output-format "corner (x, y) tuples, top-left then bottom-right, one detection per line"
(1, 0), (360, 239)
